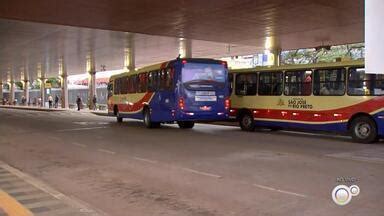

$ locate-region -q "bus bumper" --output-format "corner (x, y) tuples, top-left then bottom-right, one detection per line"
(177, 111), (229, 121)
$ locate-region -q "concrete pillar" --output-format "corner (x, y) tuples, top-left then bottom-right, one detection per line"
(37, 62), (46, 107)
(59, 57), (68, 108)
(61, 74), (68, 108)
(264, 36), (281, 67)
(179, 38), (192, 58)
(86, 52), (96, 109)
(40, 78), (46, 107)
(124, 33), (135, 72)
(0, 82), (3, 102)
(9, 81), (15, 104)
(23, 80), (30, 105)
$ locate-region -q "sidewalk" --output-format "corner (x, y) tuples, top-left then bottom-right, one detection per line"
(0, 105), (109, 116)
(0, 161), (106, 216)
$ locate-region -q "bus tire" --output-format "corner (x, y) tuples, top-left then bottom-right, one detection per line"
(350, 116), (378, 143)
(239, 113), (255, 132)
(177, 121), (195, 129)
(143, 108), (160, 128)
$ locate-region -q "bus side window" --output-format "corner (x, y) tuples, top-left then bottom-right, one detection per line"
(107, 81), (113, 98)
(165, 68), (174, 90)
(284, 70), (312, 96)
(259, 72), (283, 95)
(228, 73), (233, 95)
(159, 69), (167, 90)
(148, 71), (156, 92)
(313, 68), (345, 96)
(114, 78), (120, 95)
(235, 73), (257, 96)
(121, 76), (128, 94)
(139, 73), (147, 93)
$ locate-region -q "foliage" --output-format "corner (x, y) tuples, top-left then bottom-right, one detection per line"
(281, 43), (365, 65)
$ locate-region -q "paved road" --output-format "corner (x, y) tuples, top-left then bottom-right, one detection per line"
(0, 108), (383, 216)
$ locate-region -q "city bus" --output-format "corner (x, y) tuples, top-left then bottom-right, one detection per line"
(108, 58), (230, 129)
(229, 60), (384, 143)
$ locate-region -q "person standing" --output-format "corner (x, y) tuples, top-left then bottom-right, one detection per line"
(48, 95), (53, 108)
(54, 95), (59, 108)
(92, 95), (97, 110)
(76, 96), (82, 111)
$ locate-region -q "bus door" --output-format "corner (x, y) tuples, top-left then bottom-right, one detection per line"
(153, 68), (176, 121)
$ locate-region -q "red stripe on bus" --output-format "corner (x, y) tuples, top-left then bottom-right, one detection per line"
(230, 97), (384, 122)
(117, 92), (154, 113)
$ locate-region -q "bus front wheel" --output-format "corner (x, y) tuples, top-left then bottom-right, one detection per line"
(143, 108), (160, 128)
(239, 113), (255, 132)
(177, 121), (195, 129)
(350, 116), (378, 143)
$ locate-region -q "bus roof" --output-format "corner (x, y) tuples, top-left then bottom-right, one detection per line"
(230, 60), (365, 73)
(110, 58), (226, 80)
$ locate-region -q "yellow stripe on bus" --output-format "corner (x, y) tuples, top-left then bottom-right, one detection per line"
(0, 190), (33, 216)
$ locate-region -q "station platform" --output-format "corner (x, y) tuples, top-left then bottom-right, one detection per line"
(0, 161), (104, 216)
(0, 105), (108, 116)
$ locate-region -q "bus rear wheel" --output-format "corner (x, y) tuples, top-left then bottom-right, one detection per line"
(239, 113), (255, 132)
(177, 121), (195, 129)
(143, 108), (160, 128)
(350, 116), (377, 143)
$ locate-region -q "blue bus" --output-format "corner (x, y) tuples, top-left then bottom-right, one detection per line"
(108, 58), (230, 128)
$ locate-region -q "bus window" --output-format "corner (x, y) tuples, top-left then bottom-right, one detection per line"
(228, 73), (234, 95)
(114, 78), (121, 95)
(284, 70), (312, 96)
(258, 72), (283, 96)
(148, 71), (159, 92)
(313, 68), (345, 96)
(235, 73), (257, 96)
(128, 75), (138, 93)
(107, 81), (113, 98)
(138, 73), (147, 93)
(165, 68), (174, 90)
(120, 76), (128, 94)
(348, 68), (384, 96)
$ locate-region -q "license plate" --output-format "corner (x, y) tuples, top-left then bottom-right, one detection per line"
(195, 96), (217, 102)
(200, 106), (212, 111)
(195, 91), (216, 96)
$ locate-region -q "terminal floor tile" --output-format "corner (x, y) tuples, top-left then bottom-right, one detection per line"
(0, 163), (103, 216)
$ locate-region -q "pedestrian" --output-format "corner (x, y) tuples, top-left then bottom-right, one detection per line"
(54, 95), (59, 108)
(21, 96), (26, 106)
(48, 95), (53, 108)
(76, 96), (82, 111)
(92, 95), (97, 110)
(38, 97), (42, 107)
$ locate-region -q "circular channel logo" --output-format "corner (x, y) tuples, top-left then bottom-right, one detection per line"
(332, 185), (360, 206)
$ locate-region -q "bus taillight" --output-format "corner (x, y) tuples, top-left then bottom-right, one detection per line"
(225, 98), (230, 110)
(179, 98), (185, 110)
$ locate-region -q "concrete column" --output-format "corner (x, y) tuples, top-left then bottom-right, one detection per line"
(264, 36), (281, 67)
(59, 57), (69, 108)
(40, 78), (46, 107)
(23, 80), (30, 105)
(86, 52), (96, 109)
(9, 81), (15, 104)
(61, 74), (68, 108)
(0, 82), (3, 102)
(179, 38), (192, 58)
(124, 33), (135, 72)
(37, 63), (46, 107)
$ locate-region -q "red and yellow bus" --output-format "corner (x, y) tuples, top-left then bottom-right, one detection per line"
(229, 60), (384, 143)
(108, 58), (230, 128)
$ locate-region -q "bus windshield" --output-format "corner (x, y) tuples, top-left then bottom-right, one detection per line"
(182, 63), (226, 89)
